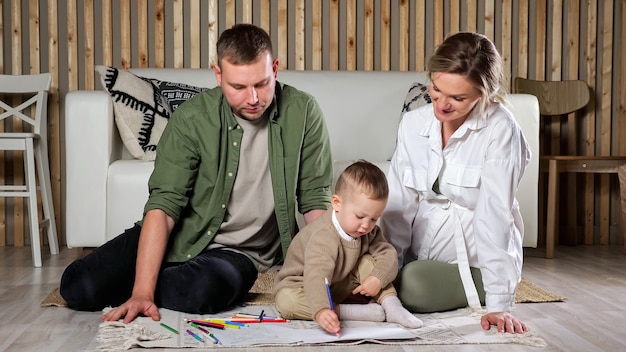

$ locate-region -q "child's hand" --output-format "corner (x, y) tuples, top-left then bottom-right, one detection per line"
(315, 308), (341, 335)
(352, 275), (382, 297)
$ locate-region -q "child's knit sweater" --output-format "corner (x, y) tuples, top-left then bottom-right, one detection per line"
(273, 209), (398, 319)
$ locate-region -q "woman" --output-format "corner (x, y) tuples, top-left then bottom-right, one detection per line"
(381, 32), (530, 334)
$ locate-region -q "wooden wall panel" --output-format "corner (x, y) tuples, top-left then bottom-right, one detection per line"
(398, 0), (408, 71)
(379, 0), (390, 70)
(516, 0), (528, 79)
(311, 0), (322, 70)
(154, 0), (165, 67)
(0, 0), (624, 248)
(137, 0), (148, 68)
(585, 1), (598, 244)
(84, 0), (95, 85)
(346, 0), (356, 70)
(295, 0), (305, 70)
(101, 0), (112, 66)
(47, 0), (61, 251)
(413, 0), (425, 71)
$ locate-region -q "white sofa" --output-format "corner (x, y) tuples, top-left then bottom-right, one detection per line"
(65, 69), (539, 248)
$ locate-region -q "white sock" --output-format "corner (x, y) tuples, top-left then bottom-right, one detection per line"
(337, 303), (385, 322)
(381, 295), (423, 328)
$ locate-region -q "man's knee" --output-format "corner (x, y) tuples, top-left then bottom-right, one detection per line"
(59, 261), (100, 311)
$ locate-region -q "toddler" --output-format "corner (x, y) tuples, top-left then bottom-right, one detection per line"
(273, 160), (422, 335)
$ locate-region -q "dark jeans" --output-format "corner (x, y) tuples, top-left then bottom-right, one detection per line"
(59, 225), (258, 314)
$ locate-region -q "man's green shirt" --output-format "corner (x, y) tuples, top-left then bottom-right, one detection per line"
(142, 82), (333, 263)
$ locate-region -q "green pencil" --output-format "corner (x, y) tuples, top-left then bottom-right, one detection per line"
(160, 322), (179, 334)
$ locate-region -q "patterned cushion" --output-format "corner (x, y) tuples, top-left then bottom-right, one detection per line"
(153, 80), (209, 112)
(401, 82), (432, 116)
(96, 65), (170, 161)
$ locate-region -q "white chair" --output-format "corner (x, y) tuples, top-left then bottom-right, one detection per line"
(0, 73), (59, 267)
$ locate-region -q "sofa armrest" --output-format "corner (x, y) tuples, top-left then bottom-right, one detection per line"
(508, 94), (540, 248)
(65, 90), (120, 247)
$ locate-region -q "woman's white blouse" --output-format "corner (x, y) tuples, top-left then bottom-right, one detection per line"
(381, 102), (531, 313)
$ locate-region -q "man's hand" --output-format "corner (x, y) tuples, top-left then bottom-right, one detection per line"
(315, 308), (341, 336)
(103, 209), (173, 324)
(480, 311), (528, 334)
(102, 295), (160, 324)
(351, 275), (382, 297)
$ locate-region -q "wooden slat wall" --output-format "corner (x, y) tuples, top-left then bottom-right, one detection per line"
(0, 0), (624, 248)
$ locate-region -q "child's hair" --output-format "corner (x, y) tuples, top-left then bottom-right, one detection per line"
(334, 160), (388, 200)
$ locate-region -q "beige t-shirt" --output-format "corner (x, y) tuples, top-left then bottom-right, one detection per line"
(208, 115), (279, 271)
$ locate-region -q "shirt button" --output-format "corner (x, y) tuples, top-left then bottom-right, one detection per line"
(186, 254), (191, 258)
(233, 142), (238, 147)
(228, 126), (232, 130)
(236, 125), (241, 129)
(221, 204), (226, 208)
(207, 230), (212, 236)
(228, 172), (233, 177)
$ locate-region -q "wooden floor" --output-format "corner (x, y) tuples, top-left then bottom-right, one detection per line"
(1, 244), (624, 352)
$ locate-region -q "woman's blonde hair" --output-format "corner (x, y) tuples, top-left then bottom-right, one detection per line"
(427, 32), (508, 116)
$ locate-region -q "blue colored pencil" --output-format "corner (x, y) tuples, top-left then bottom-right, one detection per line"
(324, 277), (335, 310)
(325, 277), (340, 337)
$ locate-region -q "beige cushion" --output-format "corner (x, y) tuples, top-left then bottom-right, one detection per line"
(96, 65), (170, 161)
(401, 81), (432, 117)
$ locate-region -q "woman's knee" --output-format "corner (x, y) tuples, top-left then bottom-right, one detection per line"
(398, 260), (469, 313)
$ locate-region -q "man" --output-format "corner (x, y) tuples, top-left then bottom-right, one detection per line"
(60, 23), (333, 324)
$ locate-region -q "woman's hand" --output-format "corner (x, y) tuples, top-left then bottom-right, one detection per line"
(480, 311), (528, 334)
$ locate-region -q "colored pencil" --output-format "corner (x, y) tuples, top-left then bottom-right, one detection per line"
(232, 313), (276, 319)
(191, 324), (219, 345)
(325, 277), (340, 337)
(325, 277), (335, 311)
(225, 318), (289, 323)
(192, 318), (246, 327)
(209, 331), (221, 345)
(206, 319), (245, 328)
(231, 315), (280, 321)
(185, 319), (225, 329)
(159, 322), (179, 334)
(186, 329), (203, 343)
(258, 309), (265, 322)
